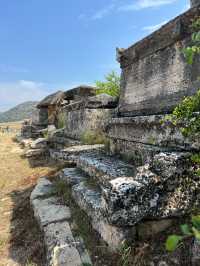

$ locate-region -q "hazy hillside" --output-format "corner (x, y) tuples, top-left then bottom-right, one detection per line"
(0, 101), (38, 123)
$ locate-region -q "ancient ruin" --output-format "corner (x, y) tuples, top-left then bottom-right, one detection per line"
(15, 1), (200, 265)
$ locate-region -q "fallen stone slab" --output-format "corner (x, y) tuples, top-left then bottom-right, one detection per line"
(30, 137), (47, 149)
(45, 221), (82, 266)
(50, 144), (104, 163)
(30, 178), (55, 201)
(25, 148), (47, 158)
(30, 177), (92, 266)
(31, 197), (71, 227)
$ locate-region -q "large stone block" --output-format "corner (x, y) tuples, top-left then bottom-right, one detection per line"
(118, 7), (200, 116)
(63, 108), (113, 140)
(108, 115), (200, 163)
(191, 0), (200, 8)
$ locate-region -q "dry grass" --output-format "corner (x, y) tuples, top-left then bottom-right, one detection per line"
(0, 122), (58, 266)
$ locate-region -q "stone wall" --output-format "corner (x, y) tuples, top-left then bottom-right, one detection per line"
(63, 108), (113, 140)
(108, 6), (200, 160)
(61, 94), (117, 141)
(117, 7), (200, 117)
(191, 0), (200, 7)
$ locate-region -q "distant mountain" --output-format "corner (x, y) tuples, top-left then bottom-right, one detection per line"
(0, 101), (38, 123)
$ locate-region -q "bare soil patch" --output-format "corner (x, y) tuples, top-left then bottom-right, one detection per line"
(0, 122), (57, 266)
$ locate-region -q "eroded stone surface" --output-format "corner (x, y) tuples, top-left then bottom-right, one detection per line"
(72, 181), (136, 249)
(108, 115), (200, 152)
(31, 197), (71, 227)
(30, 178), (54, 201)
(118, 8), (200, 116)
(191, 239), (200, 266)
(25, 148), (47, 158)
(30, 177), (91, 266)
(77, 151), (136, 185)
(150, 152), (192, 179)
(137, 219), (173, 240)
(30, 138), (47, 149)
(44, 222), (82, 266)
(63, 108), (113, 140)
(59, 168), (86, 185)
(50, 144), (104, 163)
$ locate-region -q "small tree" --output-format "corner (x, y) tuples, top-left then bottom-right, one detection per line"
(95, 71), (120, 97)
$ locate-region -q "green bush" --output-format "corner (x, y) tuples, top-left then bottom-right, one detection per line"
(166, 215), (200, 252)
(80, 130), (110, 146)
(165, 89), (200, 137)
(95, 71), (120, 97)
(57, 113), (65, 129)
(182, 17), (200, 64)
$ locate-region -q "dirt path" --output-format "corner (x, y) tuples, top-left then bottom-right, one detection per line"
(0, 123), (57, 266)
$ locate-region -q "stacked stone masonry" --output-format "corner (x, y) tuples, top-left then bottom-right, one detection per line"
(17, 2), (200, 263)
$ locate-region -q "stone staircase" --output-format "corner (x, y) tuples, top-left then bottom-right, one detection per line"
(51, 147), (200, 252)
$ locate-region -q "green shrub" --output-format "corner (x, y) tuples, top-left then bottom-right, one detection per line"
(57, 113), (65, 129)
(166, 215), (200, 252)
(182, 17), (200, 64)
(95, 71), (120, 97)
(80, 130), (110, 146)
(164, 89), (200, 137)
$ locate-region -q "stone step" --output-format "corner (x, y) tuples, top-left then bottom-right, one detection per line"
(76, 153), (163, 226)
(60, 151), (199, 230)
(31, 178), (93, 266)
(59, 168), (136, 250)
(49, 144), (104, 163)
(77, 151), (136, 185)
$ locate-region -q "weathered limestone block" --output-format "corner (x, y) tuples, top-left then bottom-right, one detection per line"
(102, 164), (160, 226)
(20, 138), (33, 148)
(64, 85), (96, 102)
(118, 7), (200, 116)
(191, 239), (200, 266)
(45, 222), (82, 266)
(50, 144), (104, 163)
(109, 138), (166, 166)
(48, 128), (80, 149)
(30, 178), (54, 201)
(72, 180), (136, 249)
(150, 152), (192, 179)
(77, 151), (136, 185)
(191, 0), (200, 8)
(38, 107), (48, 126)
(108, 115), (200, 152)
(25, 148), (47, 158)
(31, 197), (71, 227)
(30, 178), (84, 266)
(63, 108), (113, 140)
(85, 93), (118, 109)
(59, 167), (136, 249)
(30, 138), (47, 149)
(137, 219), (173, 240)
(77, 151), (200, 226)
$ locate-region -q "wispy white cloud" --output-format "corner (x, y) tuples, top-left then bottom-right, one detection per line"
(119, 0), (177, 11)
(142, 20), (168, 33)
(0, 80), (52, 112)
(91, 4), (115, 20)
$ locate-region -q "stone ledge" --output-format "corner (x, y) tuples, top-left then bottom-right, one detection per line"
(108, 115), (200, 151)
(30, 177), (92, 266)
(119, 6), (200, 67)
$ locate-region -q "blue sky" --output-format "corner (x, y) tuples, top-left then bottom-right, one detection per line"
(0, 0), (189, 111)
